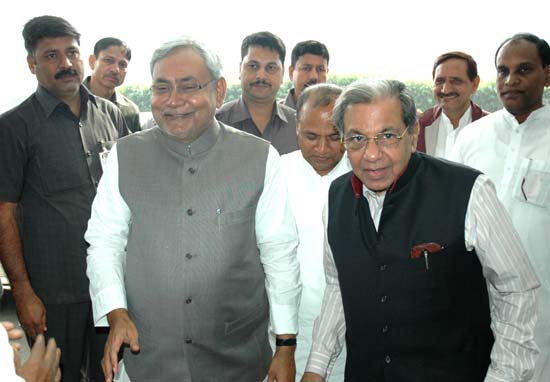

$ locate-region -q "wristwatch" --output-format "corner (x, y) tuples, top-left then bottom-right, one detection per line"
(276, 337), (297, 346)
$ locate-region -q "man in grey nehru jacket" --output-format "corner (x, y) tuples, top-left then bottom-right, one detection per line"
(85, 36), (301, 382)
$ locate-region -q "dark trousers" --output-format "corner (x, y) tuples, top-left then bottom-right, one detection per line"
(28, 301), (108, 382)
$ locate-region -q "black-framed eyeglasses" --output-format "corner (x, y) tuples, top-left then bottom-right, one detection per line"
(342, 130), (408, 151)
(151, 78), (217, 97)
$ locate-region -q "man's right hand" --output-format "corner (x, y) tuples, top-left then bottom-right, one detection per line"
(104, 308), (140, 382)
(301, 372), (324, 382)
(16, 333), (61, 382)
(13, 286), (46, 338)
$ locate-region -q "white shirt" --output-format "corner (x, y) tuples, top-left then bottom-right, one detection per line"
(451, 105), (550, 381)
(0, 325), (25, 382)
(280, 150), (351, 381)
(306, 175), (540, 382)
(85, 143), (301, 335)
(434, 107), (472, 159)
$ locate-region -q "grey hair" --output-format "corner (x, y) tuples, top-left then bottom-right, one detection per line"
(150, 36), (223, 80)
(332, 79), (417, 135)
(296, 83), (342, 120)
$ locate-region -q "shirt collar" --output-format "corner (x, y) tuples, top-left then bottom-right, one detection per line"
(35, 84), (96, 118)
(83, 76), (118, 104)
(283, 89), (297, 109)
(232, 96), (290, 124)
(507, 104), (549, 124)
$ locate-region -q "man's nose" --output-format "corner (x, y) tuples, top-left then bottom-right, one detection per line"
(58, 53), (73, 69)
(362, 138), (382, 161)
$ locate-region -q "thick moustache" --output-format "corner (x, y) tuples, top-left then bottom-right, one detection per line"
(54, 69), (79, 79)
(250, 81), (271, 87)
(438, 92), (459, 98)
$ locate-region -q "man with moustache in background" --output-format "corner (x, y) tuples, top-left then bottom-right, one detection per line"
(0, 15), (128, 381)
(417, 51), (488, 158)
(84, 37), (141, 133)
(281, 40), (330, 110)
(216, 31), (298, 154)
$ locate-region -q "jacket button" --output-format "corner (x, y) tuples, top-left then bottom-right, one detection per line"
(185, 338), (192, 344)
(187, 208), (194, 216)
(185, 253), (192, 259)
(188, 168), (196, 174)
(382, 325), (389, 333)
(380, 295), (388, 303)
(379, 264), (388, 271)
(385, 355), (391, 364)
(185, 298), (192, 304)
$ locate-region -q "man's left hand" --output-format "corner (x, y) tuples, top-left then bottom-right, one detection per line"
(267, 344), (296, 382)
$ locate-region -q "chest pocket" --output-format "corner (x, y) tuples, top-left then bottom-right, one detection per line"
(514, 158), (550, 208)
(36, 142), (90, 194)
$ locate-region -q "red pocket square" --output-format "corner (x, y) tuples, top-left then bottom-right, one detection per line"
(410, 242), (444, 259)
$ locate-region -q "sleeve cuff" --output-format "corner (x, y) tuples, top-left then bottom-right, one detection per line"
(91, 285), (127, 327)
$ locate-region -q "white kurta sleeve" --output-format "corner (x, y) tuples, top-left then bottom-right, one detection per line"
(85, 144), (131, 327)
(255, 145), (301, 335)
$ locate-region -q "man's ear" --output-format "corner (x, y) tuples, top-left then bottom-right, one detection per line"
(27, 55), (36, 75)
(88, 54), (97, 71)
(472, 75), (480, 93)
(288, 65), (295, 81)
(411, 122), (420, 152)
(215, 77), (227, 107)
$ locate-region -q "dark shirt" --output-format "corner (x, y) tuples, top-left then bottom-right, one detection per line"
(279, 88), (297, 109)
(83, 76), (141, 133)
(216, 96), (298, 155)
(0, 85), (129, 304)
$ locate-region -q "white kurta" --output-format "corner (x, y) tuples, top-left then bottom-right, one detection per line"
(451, 105), (550, 381)
(280, 150), (351, 381)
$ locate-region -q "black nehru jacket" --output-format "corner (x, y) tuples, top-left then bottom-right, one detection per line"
(328, 152), (493, 382)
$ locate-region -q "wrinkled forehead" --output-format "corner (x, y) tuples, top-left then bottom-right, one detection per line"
(497, 39), (542, 66)
(152, 48), (208, 81)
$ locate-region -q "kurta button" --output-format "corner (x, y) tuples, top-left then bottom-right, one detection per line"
(185, 253), (192, 259)
(187, 208), (194, 216)
(382, 325), (389, 333)
(380, 295), (388, 303)
(385, 355), (391, 364)
(185, 298), (192, 304)
(188, 168), (196, 174)
(86, 151), (92, 157)
(185, 338), (192, 344)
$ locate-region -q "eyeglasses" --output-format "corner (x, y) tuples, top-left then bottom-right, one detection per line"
(342, 130), (408, 151)
(151, 78), (216, 97)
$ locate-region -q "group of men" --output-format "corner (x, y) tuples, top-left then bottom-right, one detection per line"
(0, 14), (548, 382)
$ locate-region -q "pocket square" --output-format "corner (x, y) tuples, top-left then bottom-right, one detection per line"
(410, 242), (444, 259)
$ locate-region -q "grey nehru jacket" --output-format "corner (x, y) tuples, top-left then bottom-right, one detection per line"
(116, 122), (272, 381)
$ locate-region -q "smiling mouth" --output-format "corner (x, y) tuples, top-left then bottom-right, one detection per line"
(364, 167), (387, 177)
(164, 111), (195, 119)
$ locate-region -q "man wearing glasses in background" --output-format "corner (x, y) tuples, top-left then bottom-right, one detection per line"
(451, 32), (550, 381)
(85, 36), (301, 382)
(301, 80), (539, 382)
